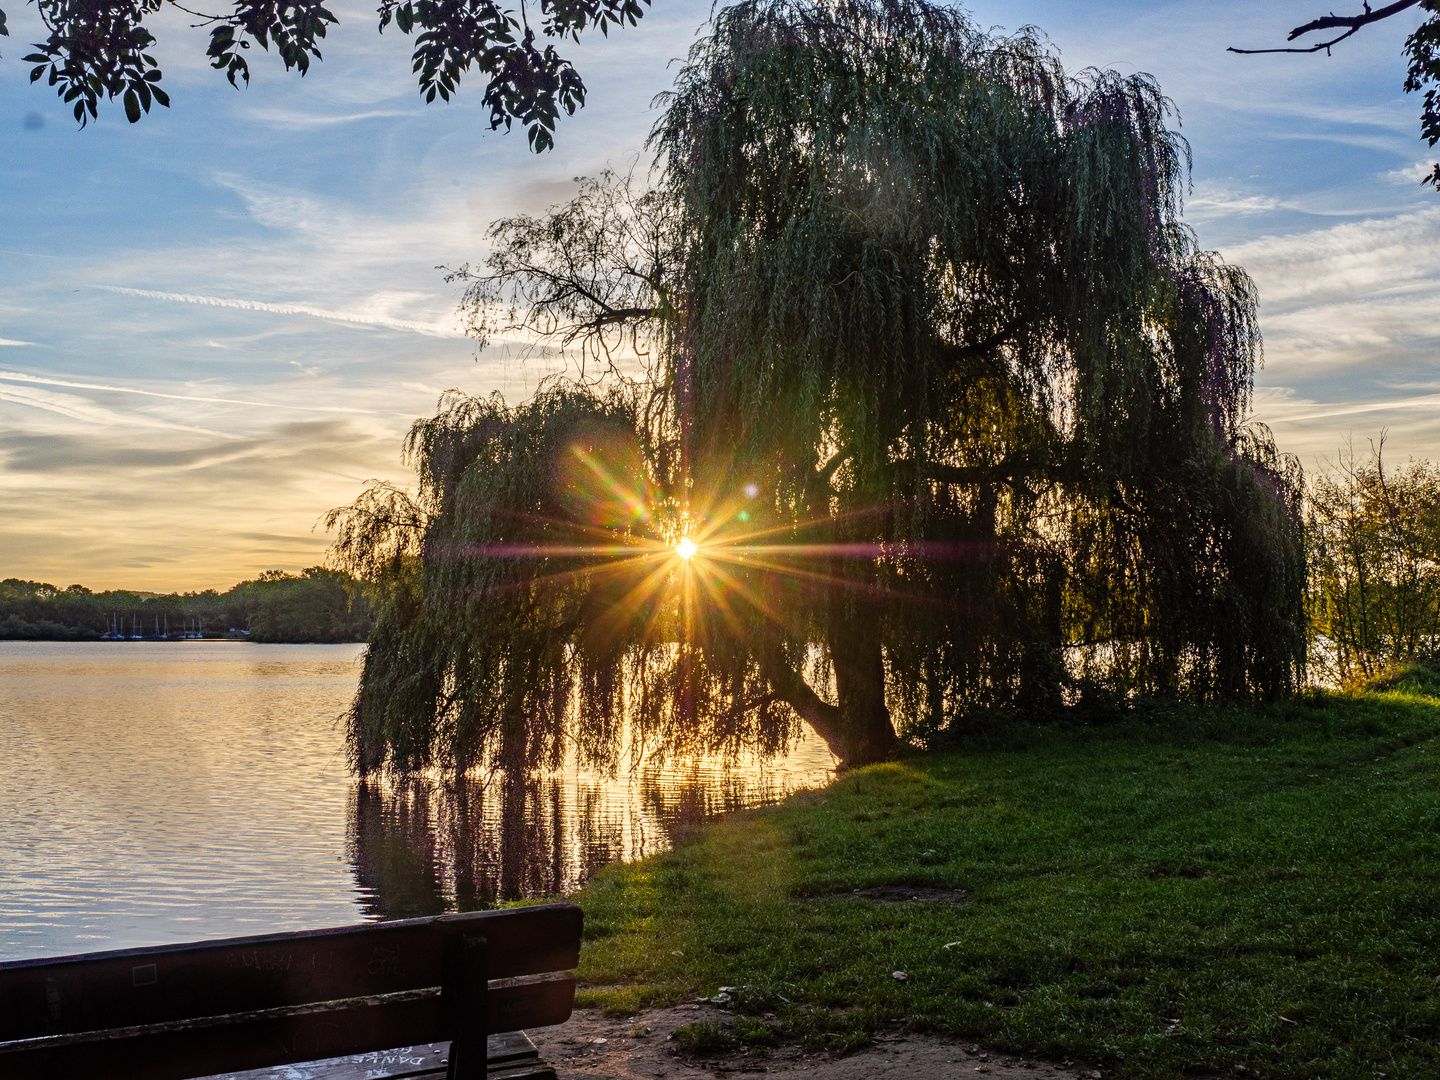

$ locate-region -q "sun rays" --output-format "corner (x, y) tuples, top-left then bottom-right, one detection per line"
(427, 437), (958, 657)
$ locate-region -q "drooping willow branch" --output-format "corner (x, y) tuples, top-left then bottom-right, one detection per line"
(333, 0), (1309, 781)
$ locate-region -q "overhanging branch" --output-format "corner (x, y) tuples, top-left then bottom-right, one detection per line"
(1228, 0), (1423, 56)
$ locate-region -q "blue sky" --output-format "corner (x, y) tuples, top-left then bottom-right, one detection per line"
(2, 0), (1438, 588)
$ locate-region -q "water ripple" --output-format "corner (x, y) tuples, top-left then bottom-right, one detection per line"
(0, 641), (833, 959)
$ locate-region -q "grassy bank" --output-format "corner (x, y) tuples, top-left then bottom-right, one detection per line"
(571, 691), (1440, 1079)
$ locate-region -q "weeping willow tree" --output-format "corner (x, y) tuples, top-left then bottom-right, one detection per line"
(330, 0), (1306, 776)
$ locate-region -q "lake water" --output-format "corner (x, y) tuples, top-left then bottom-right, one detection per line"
(0, 642), (834, 961)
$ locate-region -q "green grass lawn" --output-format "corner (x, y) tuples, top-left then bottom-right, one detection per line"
(570, 690), (1440, 1079)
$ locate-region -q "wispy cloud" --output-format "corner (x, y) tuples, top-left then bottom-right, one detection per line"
(0, 383), (239, 439)
(0, 338), (37, 346)
(1227, 207), (1440, 314)
(1382, 158), (1437, 186)
(247, 108), (412, 128)
(0, 417), (402, 588)
(1187, 184), (1283, 221)
(95, 286), (460, 337)
(0, 371), (366, 413)
(7, 0), (1440, 585)
(1251, 385), (1440, 464)
(1256, 388), (1440, 425)
(1233, 206), (1440, 461)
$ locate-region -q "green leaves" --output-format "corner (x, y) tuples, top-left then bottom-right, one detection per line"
(1404, 7), (1440, 186)
(337, 0), (1305, 781)
(206, 0), (338, 86)
(21, 0), (642, 144)
(655, 0), (1301, 705)
(373, 0), (648, 148)
(24, 0), (167, 126)
(376, 0), (647, 149)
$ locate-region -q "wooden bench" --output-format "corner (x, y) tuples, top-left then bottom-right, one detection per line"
(0, 904), (582, 1080)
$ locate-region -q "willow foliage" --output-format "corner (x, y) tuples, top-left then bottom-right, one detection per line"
(333, 0), (1306, 776)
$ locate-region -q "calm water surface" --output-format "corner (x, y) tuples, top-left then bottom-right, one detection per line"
(0, 642), (834, 960)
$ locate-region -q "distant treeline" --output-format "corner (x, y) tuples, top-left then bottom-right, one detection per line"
(0, 567), (375, 643)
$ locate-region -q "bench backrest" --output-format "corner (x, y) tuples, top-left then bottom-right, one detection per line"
(0, 904), (582, 1080)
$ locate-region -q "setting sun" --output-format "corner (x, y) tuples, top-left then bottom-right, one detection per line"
(675, 538), (698, 560)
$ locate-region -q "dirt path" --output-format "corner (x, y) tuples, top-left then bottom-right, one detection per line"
(529, 1004), (1115, 1079)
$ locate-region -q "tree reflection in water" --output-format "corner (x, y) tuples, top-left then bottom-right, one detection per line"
(347, 743), (833, 920)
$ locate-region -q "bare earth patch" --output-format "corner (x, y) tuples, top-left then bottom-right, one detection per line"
(530, 1004), (1114, 1079)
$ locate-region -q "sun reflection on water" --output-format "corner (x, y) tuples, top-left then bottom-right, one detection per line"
(347, 732), (834, 919)
(0, 642), (835, 957)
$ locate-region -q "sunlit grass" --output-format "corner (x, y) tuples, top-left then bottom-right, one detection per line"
(572, 689), (1440, 1078)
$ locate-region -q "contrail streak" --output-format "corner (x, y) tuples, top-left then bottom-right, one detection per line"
(0, 371), (364, 413)
(96, 286), (459, 337)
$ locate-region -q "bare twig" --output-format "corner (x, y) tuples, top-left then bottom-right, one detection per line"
(1228, 0), (1423, 57)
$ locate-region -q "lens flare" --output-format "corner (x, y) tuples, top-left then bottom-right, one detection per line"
(676, 538), (698, 560)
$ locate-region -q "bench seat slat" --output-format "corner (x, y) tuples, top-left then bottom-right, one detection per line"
(0, 906), (581, 1040)
(191, 1032), (542, 1080)
(0, 974), (576, 1080)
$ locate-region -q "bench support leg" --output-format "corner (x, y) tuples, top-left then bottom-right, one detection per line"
(444, 932), (489, 1080)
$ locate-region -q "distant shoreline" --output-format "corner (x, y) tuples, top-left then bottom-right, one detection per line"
(1, 568), (376, 645)
(0, 636), (368, 644)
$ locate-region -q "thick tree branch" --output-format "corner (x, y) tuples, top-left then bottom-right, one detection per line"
(756, 649), (844, 741)
(1289, 0), (1424, 39)
(936, 316), (1025, 367)
(560, 307), (656, 344)
(816, 450), (849, 484)
(1229, 0), (1423, 56)
(925, 460), (1025, 485)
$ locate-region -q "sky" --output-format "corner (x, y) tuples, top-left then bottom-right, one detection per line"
(2, 0), (1438, 590)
